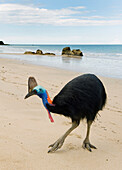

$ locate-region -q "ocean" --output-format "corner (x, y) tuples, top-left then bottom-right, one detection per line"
(0, 44), (122, 79)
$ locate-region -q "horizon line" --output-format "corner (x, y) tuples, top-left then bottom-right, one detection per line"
(3, 43), (122, 45)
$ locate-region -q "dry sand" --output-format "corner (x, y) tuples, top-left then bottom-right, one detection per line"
(0, 58), (122, 170)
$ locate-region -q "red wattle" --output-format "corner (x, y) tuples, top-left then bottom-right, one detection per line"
(47, 109), (54, 123)
(49, 115), (54, 123)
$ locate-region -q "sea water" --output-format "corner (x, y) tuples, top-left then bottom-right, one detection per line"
(0, 44), (122, 79)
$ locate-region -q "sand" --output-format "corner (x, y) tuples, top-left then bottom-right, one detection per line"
(0, 58), (122, 170)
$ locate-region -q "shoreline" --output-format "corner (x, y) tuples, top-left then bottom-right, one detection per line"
(0, 53), (82, 58)
(1, 57), (122, 80)
(0, 54), (122, 80)
(0, 52), (24, 55)
(0, 58), (122, 170)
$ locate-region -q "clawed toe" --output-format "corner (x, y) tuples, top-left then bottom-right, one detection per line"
(48, 143), (55, 148)
(89, 143), (97, 149)
(48, 139), (64, 153)
(82, 142), (97, 152)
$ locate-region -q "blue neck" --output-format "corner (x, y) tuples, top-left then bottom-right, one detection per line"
(33, 85), (53, 120)
(38, 92), (49, 109)
(42, 95), (49, 108)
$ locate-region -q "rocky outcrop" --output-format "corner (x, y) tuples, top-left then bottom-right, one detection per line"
(0, 41), (4, 45)
(0, 41), (9, 45)
(36, 49), (43, 55)
(24, 51), (36, 55)
(72, 49), (83, 56)
(62, 47), (83, 56)
(44, 53), (55, 56)
(62, 47), (74, 55)
(24, 47), (83, 57)
(24, 49), (55, 56)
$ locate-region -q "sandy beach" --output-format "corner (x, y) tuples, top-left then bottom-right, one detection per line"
(0, 58), (122, 170)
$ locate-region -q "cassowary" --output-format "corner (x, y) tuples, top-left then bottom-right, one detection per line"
(25, 74), (107, 153)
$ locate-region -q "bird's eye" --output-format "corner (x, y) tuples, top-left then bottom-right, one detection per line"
(40, 89), (42, 92)
(33, 90), (37, 94)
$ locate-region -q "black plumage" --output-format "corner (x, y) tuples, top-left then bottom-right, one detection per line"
(25, 74), (107, 153)
(47, 74), (106, 123)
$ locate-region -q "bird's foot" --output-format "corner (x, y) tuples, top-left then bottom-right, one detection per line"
(82, 140), (97, 152)
(48, 137), (64, 153)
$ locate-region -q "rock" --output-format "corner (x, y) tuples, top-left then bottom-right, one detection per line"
(72, 49), (83, 56)
(0, 41), (4, 45)
(24, 51), (35, 55)
(62, 47), (74, 55)
(24, 50), (55, 56)
(62, 47), (83, 57)
(36, 49), (43, 55)
(44, 53), (55, 56)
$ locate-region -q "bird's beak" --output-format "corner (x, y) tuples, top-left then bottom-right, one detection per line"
(24, 90), (36, 99)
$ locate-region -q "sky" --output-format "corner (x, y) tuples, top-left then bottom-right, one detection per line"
(0, 0), (122, 44)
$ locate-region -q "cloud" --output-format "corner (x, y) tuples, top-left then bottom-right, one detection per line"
(69, 6), (85, 10)
(0, 3), (122, 26)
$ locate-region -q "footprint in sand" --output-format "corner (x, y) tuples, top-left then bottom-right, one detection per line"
(65, 143), (79, 150)
(69, 133), (82, 139)
(1, 77), (6, 81)
(101, 126), (107, 131)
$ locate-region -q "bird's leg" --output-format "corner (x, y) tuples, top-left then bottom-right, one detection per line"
(48, 121), (79, 153)
(82, 120), (97, 152)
